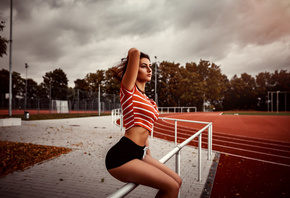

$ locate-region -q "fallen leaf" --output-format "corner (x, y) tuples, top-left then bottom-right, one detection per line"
(0, 141), (72, 177)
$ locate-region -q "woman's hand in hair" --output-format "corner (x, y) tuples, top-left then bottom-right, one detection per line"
(128, 48), (140, 56)
(122, 48), (141, 90)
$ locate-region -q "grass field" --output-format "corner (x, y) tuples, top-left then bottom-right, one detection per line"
(0, 112), (111, 120)
(1, 111), (289, 121)
(222, 112), (290, 116)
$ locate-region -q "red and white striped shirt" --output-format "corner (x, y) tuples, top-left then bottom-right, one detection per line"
(120, 83), (159, 132)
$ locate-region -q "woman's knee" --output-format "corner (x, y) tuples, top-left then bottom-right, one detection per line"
(165, 180), (180, 197)
(177, 175), (182, 187)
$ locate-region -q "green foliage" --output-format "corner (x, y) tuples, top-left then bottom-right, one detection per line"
(0, 21), (9, 58)
(41, 68), (69, 100)
(223, 70), (290, 110)
(0, 59), (289, 111)
(0, 69), (27, 99)
(104, 67), (120, 94)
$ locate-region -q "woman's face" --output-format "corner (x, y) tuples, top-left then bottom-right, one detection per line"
(137, 58), (152, 82)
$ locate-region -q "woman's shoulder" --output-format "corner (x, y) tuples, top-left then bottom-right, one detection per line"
(120, 81), (135, 94)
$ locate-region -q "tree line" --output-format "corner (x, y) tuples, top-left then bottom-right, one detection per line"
(1, 59), (289, 111)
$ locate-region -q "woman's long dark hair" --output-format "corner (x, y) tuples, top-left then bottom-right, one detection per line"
(113, 52), (150, 81)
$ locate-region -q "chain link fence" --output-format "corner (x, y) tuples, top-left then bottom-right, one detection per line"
(0, 88), (121, 115)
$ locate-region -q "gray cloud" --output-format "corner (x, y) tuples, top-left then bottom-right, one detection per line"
(0, 0), (289, 87)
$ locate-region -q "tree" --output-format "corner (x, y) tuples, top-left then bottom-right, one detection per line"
(0, 69), (9, 96)
(0, 69), (26, 109)
(258, 70), (290, 111)
(157, 61), (182, 107)
(0, 21), (8, 58)
(74, 70), (105, 92)
(198, 60), (228, 111)
(179, 64), (204, 108)
(179, 60), (228, 111)
(74, 79), (88, 91)
(26, 78), (39, 99)
(104, 67), (120, 95)
(256, 72), (272, 110)
(223, 73), (257, 110)
(271, 70), (290, 91)
(42, 68), (69, 100)
(0, 69), (25, 98)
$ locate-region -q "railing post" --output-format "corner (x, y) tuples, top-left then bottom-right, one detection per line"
(198, 133), (202, 181)
(175, 120), (177, 145)
(111, 110), (114, 124)
(175, 151), (180, 175)
(114, 109), (117, 124)
(114, 109), (116, 122)
(207, 124), (211, 160)
(176, 150), (181, 198)
(120, 115), (123, 131)
(210, 124), (213, 156)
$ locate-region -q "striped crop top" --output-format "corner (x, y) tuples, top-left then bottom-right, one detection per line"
(120, 83), (159, 133)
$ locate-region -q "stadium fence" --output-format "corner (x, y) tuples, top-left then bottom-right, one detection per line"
(0, 88), (121, 115)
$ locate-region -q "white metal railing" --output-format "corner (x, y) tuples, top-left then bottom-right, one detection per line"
(109, 109), (213, 198)
(158, 106), (197, 114)
(111, 108), (122, 125)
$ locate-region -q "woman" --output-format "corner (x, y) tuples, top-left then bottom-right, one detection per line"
(105, 48), (182, 198)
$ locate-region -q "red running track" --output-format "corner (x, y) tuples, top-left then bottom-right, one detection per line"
(153, 112), (290, 198)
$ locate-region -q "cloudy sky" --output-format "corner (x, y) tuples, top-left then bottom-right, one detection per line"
(1, 0), (290, 87)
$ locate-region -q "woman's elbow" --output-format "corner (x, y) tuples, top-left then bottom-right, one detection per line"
(128, 48), (140, 56)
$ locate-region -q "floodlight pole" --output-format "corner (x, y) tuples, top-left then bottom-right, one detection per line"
(98, 84), (100, 116)
(154, 56), (158, 106)
(276, 91), (280, 113)
(8, 0), (13, 116)
(49, 80), (52, 114)
(271, 92), (273, 112)
(25, 63), (29, 111)
(267, 92), (269, 112)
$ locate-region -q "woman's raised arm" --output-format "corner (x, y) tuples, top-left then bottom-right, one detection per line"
(122, 48), (140, 90)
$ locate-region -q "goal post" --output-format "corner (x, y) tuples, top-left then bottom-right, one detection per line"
(267, 91), (287, 113)
(51, 100), (69, 113)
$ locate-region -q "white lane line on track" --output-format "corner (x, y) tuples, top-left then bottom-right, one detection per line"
(155, 121), (290, 147)
(212, 138), (290, 154)
(218, 151), (290, 167)
(153, 129), (290, 160)
(157, 118), (290, 145)
(157, 120), (290, 145)
(154, 124), (290, 151)
(212, 134), (290, 149)
(155, 125), (290, 153)
(152, 131), (290, 167)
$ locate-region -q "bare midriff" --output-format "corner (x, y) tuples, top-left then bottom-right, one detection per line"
(124, 126), (149, 146)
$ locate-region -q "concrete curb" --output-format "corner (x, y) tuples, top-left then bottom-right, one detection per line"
(0, 118), (21, 127)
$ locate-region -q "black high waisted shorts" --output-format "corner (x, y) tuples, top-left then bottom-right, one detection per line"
(105, 136), (146, 170)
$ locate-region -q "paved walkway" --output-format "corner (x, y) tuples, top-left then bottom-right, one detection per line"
(0, 116), (218, 198)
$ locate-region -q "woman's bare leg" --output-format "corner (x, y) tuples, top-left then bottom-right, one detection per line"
(108, 159), (180, 198)
(143, 155), (182, 187)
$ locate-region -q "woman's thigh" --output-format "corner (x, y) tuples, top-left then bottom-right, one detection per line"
(108, 159), (179, 193)
(143, 155), (182, 187)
